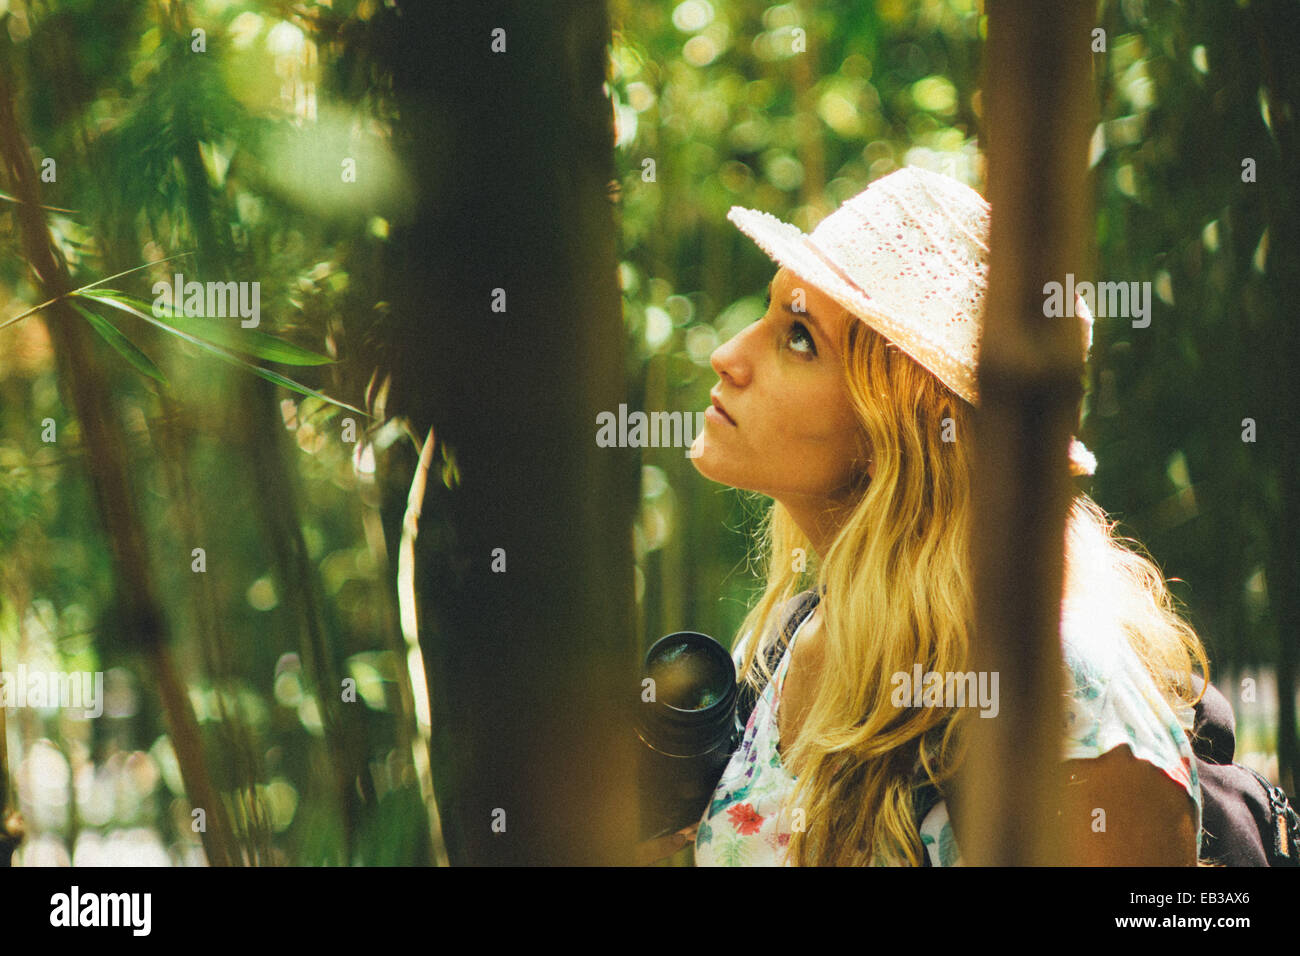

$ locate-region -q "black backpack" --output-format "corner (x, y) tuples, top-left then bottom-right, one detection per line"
(735, 588), (1300, 866)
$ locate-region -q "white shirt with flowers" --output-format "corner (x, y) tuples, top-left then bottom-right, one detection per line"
(693, 598), (1201, 866)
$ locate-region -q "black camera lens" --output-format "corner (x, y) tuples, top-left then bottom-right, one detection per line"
(634, 631), (739, 840)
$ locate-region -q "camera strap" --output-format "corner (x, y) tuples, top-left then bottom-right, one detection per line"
(733, 588), (824, 737)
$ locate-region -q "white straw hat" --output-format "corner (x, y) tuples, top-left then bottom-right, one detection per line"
(727, 165), (1097, 477)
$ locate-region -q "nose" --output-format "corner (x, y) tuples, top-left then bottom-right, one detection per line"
(710, 324), (753, 387)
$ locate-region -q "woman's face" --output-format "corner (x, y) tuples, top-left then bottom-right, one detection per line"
(692, 266), (872, 542)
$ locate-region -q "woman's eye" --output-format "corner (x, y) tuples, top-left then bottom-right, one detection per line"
(761, 289), (815, 357)
(786, 321), (816, 356)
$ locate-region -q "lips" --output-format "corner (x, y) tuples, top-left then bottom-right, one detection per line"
(710, 392), (736, 426)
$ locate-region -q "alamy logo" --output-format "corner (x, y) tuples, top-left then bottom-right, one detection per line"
(891, 665), (999, 718)
(1043, 273), (1150, 328)
(595, 404), (704, 457)
(0, 666), (103, 718)
(152, 273), (260, 328)
(50, 886), (151, 936)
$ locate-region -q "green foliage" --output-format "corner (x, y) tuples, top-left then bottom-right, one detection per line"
(1088, 0), (1293, 679)
(74, 291), (365, 415)
(352, 784), (432, 867)
(0, 0), (412, 867)
(95, 291), (334, 367)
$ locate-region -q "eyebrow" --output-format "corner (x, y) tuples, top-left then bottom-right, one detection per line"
(768, 277), (831, 348)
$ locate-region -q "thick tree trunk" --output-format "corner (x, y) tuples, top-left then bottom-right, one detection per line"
(380, 1), (639, 864)
(960, 0), (1095, 865)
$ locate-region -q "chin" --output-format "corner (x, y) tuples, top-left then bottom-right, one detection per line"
(688, 443), (715, 479)
(691, 454), (751, 493)
(689, 442), (724, 482)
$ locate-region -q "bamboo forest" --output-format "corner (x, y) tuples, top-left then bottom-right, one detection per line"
(0, 0), (1297, 885)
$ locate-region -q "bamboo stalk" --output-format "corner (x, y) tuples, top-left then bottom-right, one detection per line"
(397, 428), (450, 866)
(960, 0), (1095, 865)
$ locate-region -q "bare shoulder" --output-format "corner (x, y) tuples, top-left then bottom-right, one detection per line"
(1058, 747), (1198, 865)
(775, 604), (825, 764)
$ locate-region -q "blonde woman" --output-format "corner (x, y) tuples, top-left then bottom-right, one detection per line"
(687, 167), (1207, 866)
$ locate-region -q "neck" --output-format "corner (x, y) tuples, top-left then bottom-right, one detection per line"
(778, 489), (859, 558)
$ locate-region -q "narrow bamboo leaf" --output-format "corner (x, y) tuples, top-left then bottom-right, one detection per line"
(0, 189), (79, 214)
(0, 252), (194, 332)
(70, 302), (169, 385)
(72, 291), (367, 417)
(91, 290), (334, 366)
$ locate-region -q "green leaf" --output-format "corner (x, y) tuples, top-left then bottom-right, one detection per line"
(72, 291), (367, 417)
(0, 252), (193, 333)
(0, 189), (79, 214)
(90, 290), (333, 366)
(70, 302), (168, 385)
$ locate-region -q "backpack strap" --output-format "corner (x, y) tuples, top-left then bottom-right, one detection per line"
(1245, 765), (1300, 866)
(734, 588), (823, 737)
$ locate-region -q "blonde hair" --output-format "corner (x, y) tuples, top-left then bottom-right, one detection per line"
(731, 316), (1209, 866)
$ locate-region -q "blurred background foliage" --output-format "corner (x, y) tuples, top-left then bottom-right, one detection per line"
(0, 0), (1294, 865)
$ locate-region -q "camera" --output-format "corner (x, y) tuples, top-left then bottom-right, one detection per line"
(633, 630), (739, 841)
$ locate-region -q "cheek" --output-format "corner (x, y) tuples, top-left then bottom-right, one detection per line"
(803, 385), (859, 441)
(821, 395), (867, 467)
(781, 388), (861, 459)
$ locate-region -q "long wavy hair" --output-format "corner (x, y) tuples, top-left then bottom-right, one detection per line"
(731, 315), (1209, 866)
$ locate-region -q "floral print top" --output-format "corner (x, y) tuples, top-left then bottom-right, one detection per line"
(693, 597), (1202, 866)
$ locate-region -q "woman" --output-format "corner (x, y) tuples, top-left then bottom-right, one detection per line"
(687, 166), (1207, 866)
